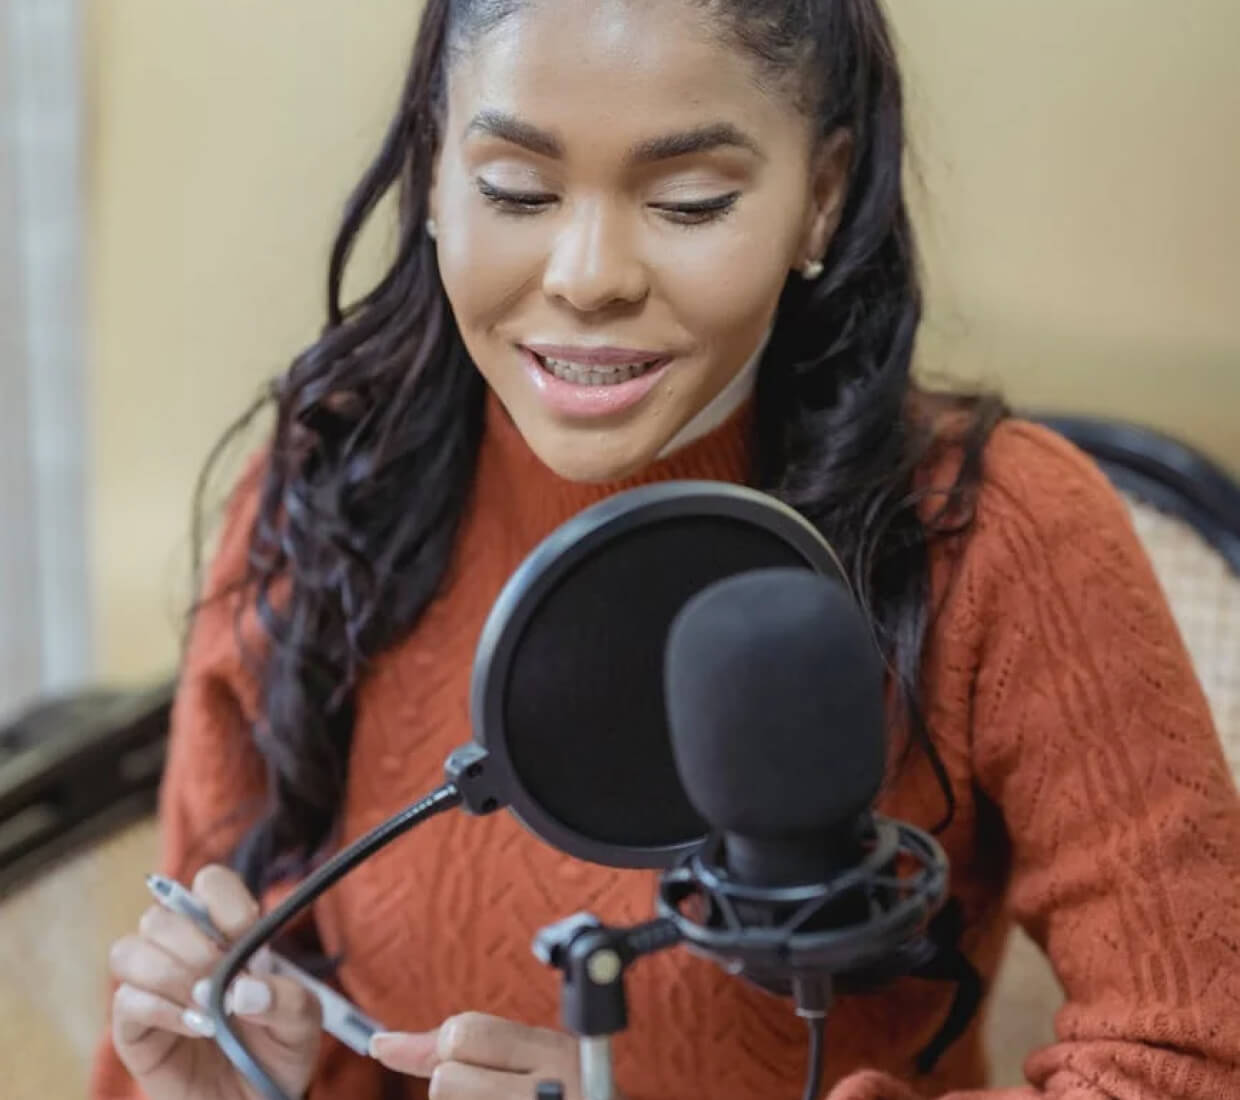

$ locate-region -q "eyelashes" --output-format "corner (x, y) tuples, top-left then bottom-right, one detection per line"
(476, 178), (555, 214)
(655, 191), (741, 226)
(475, 178), (741, 228)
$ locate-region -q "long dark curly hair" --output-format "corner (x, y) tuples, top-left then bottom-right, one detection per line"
(197, 0), (1006, 895)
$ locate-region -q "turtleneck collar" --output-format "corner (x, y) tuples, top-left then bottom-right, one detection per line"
(471, 386), (756, 556)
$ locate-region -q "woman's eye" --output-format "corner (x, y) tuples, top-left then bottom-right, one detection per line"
(474, 179), (741, 225)
(652, 192), (741, 226)
(476, 178), (556, 215)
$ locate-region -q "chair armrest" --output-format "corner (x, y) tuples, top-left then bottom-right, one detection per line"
(0, 680), (174, 896)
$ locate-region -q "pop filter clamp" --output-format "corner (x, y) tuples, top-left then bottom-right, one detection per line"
(531, 913), (683, 1100)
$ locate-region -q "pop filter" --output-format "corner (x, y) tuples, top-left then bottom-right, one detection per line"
(469, 480), (846, 869)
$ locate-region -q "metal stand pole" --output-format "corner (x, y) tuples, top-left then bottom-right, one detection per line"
(579, 1036), (617, 1100)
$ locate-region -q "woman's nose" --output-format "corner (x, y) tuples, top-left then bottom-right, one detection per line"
(541, 200), (648, 313)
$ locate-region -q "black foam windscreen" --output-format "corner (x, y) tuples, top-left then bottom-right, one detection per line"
(664, 568), (886, 840)
(470, 482), (844, 868)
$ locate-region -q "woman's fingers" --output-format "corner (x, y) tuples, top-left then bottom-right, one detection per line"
(191, 864), (260, 940)
(109, 866), (324, 1100)
(137, 903), (222, 972)
(198, 973), (321, 1050)
(438, 1012), (566, 1072)
(428, 1060), (532, 1100)
(108, 864), (268, 1053)
(109, 934), (200, 1007)
(370, 1013), (576, 1084)
(112, 983), (203, 1045)
(370, 1030), (439, 1075)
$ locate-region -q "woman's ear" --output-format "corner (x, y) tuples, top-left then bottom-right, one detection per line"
(426, 150), (442, 239)
(799, 129), (854, 272)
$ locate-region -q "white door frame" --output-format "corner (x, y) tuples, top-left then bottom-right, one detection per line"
(0, 0), (90, 720)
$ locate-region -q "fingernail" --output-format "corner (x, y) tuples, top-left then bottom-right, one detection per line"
(193, 979), (233, 1014)
(182, 1008), (216, 1038)
(368, 1031), (438, 1073)
(251, 946), (275, 975)
(231, 977), (272, 1016)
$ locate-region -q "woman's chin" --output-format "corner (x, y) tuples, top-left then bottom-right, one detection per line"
(540, 447), (659, 486)
(523, 426), (666, 486)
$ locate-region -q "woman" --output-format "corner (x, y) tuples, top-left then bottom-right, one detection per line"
(94, 0), (1240, 1097)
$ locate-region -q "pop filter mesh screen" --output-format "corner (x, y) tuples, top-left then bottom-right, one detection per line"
(504, 515), (809, 850)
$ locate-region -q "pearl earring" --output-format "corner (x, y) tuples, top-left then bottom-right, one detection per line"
(426, 217), (438, 241)
(801, 258), (825, 281)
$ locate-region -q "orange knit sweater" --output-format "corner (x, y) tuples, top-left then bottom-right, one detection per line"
(93, 394), (1240, 1099)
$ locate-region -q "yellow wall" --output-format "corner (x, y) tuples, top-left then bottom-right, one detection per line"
(87, 1), (421, 680)
(898, 1), (1240, 452)
(88, 0), (1240, 683)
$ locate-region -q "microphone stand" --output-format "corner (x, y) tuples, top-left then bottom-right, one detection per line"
(533, 914), (682, 1100)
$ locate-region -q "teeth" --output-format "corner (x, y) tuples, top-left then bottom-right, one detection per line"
(540, 356), (657, 386)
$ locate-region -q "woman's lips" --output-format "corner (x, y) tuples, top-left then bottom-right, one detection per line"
(518, 345), (673, 419)
(523, 343), (670, 366)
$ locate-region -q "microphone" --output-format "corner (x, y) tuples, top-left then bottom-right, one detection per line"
(664, 566), (887, 890)
(648, 568), (956, 1097)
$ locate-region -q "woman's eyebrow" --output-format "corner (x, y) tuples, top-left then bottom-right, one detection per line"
(464, 111), (764, 163)
(630, 122), (764, 163)
(465, 110), (563, 157)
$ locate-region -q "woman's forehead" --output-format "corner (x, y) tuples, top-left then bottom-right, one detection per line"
(446, 0), (800, 155)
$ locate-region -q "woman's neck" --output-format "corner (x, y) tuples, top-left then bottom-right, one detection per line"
(474, 377), (755, 556)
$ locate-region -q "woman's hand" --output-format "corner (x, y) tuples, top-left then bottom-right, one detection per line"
(370, 1012), (591, 1099)
(108, 864), (322, 1100)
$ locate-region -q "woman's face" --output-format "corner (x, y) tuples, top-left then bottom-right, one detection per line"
(431, 0), (848, 481)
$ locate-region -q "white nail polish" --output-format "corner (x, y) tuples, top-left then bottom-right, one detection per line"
(368, 1032), (396, 1059)
(192, 979), (210, 1009)
(232, 977), (273, 1016)
(182, 1008), (216, 1038)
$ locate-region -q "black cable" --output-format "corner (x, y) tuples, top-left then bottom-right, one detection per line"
(207, 782), (465, 1100)
(802, 1015), (826, 1100)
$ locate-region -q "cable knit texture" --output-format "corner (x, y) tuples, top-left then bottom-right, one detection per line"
(91, 392), (1240, 1099)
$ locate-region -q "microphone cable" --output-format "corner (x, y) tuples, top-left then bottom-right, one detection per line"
(804, 1015), (826, 1100)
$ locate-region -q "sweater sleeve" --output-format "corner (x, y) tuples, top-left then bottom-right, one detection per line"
(87, 458), (391, 1100)
(830, 423), (1240, 1100)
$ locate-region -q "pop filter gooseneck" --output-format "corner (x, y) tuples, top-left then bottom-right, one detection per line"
(206, 480), (846, 1100)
